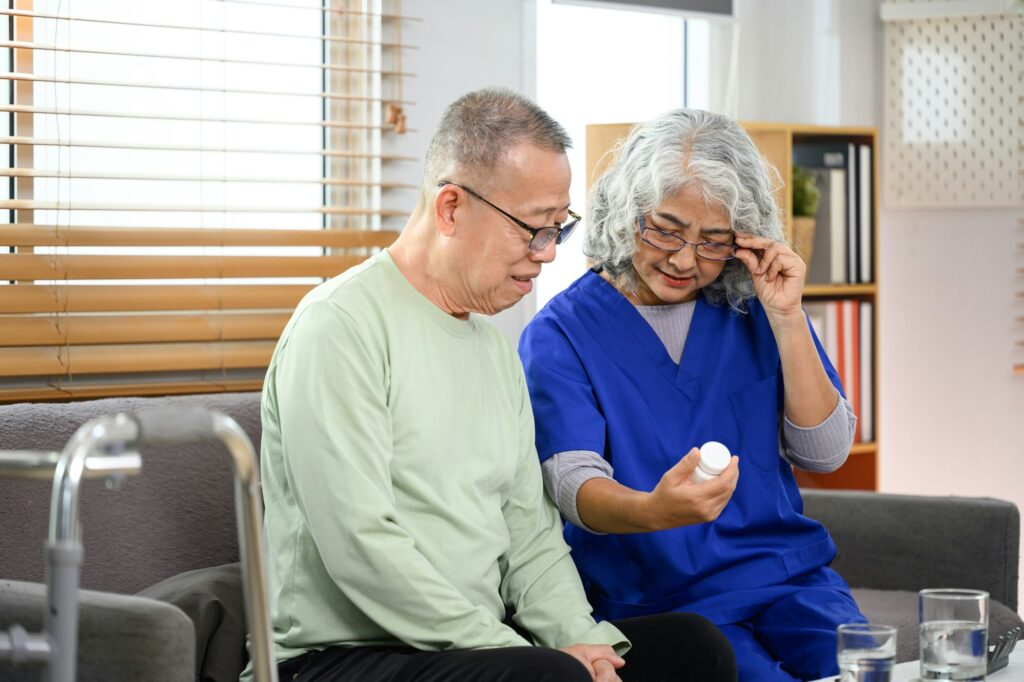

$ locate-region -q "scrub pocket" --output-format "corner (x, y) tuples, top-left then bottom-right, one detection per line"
(728, 374), (782, 473)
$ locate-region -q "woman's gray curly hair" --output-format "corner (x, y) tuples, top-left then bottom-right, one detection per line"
(584, 108), (783, 312)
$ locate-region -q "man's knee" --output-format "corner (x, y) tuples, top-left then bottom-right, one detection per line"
(671, 613), (732, 646)
(505, 648), (591, 682)
(644, 612), (733, 652)
(664, 613), (736, 675)
(616, 612), (737, 680)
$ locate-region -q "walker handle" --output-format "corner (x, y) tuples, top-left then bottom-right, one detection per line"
(132, 407), (217, 445)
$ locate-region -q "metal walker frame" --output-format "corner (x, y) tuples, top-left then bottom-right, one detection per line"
(0, 407), (279, 682)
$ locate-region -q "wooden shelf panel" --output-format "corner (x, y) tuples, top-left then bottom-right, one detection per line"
(794, 449), (877, 490)
(803, 284), (878, 297)
(741, 121), (877, 138)
(741, 121), (880, 492)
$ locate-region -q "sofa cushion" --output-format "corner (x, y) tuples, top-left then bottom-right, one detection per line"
(852, 588), (1024, 663)
(0, 392), (263, 594)
(138, 563), (249, 682)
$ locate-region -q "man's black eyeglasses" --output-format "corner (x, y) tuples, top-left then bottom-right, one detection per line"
(438, 181), (580, 252)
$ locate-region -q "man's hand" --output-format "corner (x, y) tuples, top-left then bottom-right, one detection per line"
(592, 658), (622, 682)
(559, 644), (625, 682)
(643, 448), (739, 531)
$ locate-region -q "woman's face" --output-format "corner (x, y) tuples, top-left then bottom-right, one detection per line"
(628, 186), (734, 306)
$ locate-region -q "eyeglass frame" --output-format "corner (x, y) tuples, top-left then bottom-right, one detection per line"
(637, 214), (739, 262)
(437, 180), (580, 252)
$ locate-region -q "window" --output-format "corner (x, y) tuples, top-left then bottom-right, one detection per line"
(1, 0), (415, 401)
(534, 0), (710, 308)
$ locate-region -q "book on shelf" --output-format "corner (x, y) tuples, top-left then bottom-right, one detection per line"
(792, 142), (873, 285)
(859, 301), (874, 442)
(802, 167), (846, 285)
(857, 144), (873, 285)
(847, 143), (858, 285)
(842, 299), (860, 442)
(804, 299), (874, 444)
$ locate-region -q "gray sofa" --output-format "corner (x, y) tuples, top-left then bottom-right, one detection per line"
(1, 392), (1021, 679)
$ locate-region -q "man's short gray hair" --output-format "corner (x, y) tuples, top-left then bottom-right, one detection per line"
(585, 109), (783, 312)
(422, 87), (571, 194)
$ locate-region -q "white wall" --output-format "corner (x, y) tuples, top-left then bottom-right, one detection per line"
(879, 208), (1024, 496)
(396, 0), (537, 345)
(731, 0), (879, 126)
(732, 0), (1023, 612)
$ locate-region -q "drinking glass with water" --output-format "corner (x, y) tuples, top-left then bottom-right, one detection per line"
(919, 589), (989, 681)
(838, 623), (897, 682)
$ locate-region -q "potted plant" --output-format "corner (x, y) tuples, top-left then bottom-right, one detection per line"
(791, 165), (820, 265)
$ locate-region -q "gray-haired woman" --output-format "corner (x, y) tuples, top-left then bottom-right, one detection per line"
(519, 108), (867, 681)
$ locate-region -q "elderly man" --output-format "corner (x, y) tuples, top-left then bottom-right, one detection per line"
(250, 89), (736, 682)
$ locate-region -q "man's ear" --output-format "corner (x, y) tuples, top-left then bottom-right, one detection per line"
(434, 184), (460, 238)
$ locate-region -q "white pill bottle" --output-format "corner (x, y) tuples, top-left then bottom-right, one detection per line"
(689, 441), (731, 483)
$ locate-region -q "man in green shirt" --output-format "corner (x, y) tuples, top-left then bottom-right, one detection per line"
(254, 88), (736, 682)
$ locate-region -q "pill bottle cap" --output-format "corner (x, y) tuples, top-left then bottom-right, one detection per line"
(698, 441), (731, 476)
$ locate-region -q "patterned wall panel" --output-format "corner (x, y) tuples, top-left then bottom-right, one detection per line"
(882, 3), (1022, 207)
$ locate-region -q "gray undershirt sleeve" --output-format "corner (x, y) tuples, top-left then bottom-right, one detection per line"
(541, 451), (613, 535)
(781, 395), (857, 473)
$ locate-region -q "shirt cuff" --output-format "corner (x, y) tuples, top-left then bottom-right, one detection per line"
(575, 620), (632, 656)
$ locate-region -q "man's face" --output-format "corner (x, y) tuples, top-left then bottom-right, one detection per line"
(450, 144), (571, 315)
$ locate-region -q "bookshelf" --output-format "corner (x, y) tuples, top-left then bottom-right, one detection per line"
(585, 121), (880, 491)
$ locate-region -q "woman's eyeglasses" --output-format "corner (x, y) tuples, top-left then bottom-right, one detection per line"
(638, 215), (738, 262)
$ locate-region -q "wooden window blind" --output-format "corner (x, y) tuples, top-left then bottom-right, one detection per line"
(1, 0), (416, 402)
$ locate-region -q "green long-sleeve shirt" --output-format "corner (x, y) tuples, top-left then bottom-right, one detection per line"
(251, 250), (626, 673)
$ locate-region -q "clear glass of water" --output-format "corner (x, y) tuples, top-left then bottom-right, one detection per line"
(919, 588), (989, 681)
(838, 623), (897, 682)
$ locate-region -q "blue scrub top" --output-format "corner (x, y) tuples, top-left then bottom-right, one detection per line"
(519, 270), (844, 625)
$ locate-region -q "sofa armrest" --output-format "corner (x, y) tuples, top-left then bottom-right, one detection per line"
(0, 579), (194, 682)
(801, 490), (1020, 611)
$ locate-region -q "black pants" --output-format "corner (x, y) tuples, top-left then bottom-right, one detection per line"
(278, 612), (737, 682)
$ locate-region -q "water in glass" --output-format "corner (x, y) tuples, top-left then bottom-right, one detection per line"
(920, 620), (987, 681)
(838, 647), (895, 682)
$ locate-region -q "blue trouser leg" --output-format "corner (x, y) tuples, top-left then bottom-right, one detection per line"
(719, 623), (800, 682)
(750, 568), (867, 680)
(717, 568), (867, 681)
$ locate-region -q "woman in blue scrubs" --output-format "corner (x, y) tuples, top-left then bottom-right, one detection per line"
(519, 109), (866, 681)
